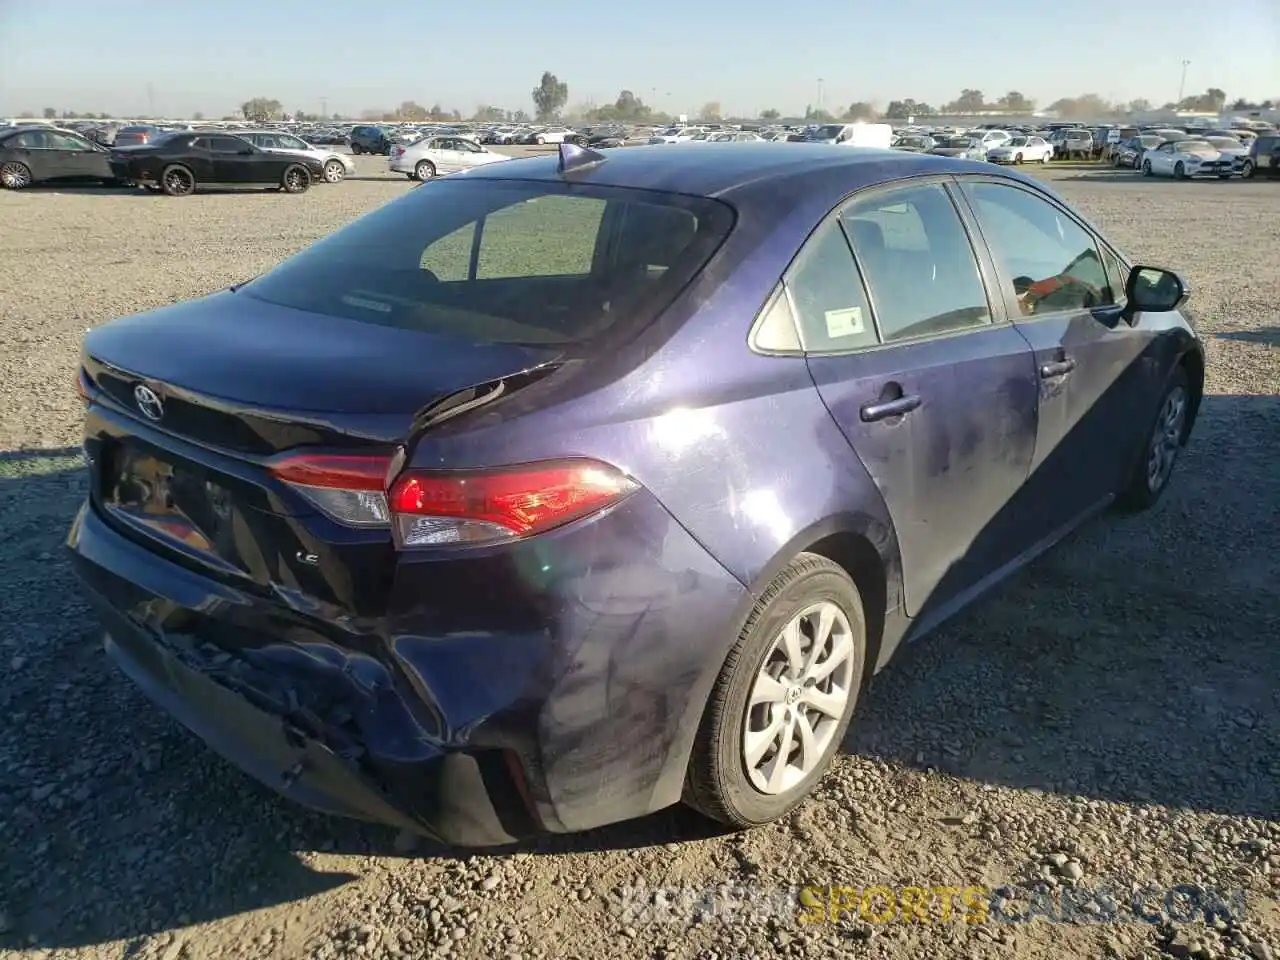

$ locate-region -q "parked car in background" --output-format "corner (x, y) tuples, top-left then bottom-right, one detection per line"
(1113, 135), (1166, 169)
(232, 129), (355, 183)
(963, 129), (1013, 153)
(1141, 139), (1236, 179)
(1050, 128), (1093, 160)
(928, 136), (987, 160)
(67, 142), (1205, 846)
(985, 135), (1053, 164)
(1202, 136), (1249, 166)
(349, 125), (393, 156)
(109, 132), (324, 196)
(0, 126), (116, 190)
(113, 124), (163, 147)
(389, 135), (509, 180)
(1237, 133), (1279, 179)
(891, 134), (935, 153)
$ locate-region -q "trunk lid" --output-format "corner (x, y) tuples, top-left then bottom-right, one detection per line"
(81, 292), (562, 609)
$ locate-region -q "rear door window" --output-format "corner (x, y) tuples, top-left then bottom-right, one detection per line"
(841, 182), (992, 342)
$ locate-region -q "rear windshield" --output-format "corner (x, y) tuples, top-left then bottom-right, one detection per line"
(242, 179), (733, 346)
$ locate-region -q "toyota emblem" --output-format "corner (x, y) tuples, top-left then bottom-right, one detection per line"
(133, 384), (164, 421)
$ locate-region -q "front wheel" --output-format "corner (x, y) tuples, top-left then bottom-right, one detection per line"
(1142, 160), (1153, 177)
(351, 143), (363, 155)
(1174, 161), (1186, 180)
(1239, 159), (1254, 179)
(1041, 151), (1051, 164)
(0, 161), (33, 190)
(684, 553), (866, 828)
(1117, 366), (1191, 513)
(1013, 153), (1023, 165)
(281, 165), (311, 193)
(322, 159), (346, 183)
(535, 136), (546, 145)
(414, 160), (435, 181)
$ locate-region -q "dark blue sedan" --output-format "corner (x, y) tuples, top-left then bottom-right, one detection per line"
(68, 143), (1203, 845)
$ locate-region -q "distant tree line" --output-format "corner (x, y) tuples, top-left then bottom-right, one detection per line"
(24, 80), (1276, 125)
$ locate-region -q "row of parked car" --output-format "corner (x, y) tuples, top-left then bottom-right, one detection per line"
(0, 123), (355, 193)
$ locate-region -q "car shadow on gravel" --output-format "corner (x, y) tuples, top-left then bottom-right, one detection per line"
(3, 394), (1277, 950)
(843, 393), (1279, 822)
(1215, 327), (1280, 346)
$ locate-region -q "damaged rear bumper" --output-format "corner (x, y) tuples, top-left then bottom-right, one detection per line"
(67, 491), (748, 846)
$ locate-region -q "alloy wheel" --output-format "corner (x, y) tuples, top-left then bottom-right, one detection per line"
(163, 167), (194, 196)
(1145, 386), (1187, 493)
(284, 168), (307, 192)
(742, 601), (856, 795)
(323, 159), (345, 183)
(0, 162), (33, 190)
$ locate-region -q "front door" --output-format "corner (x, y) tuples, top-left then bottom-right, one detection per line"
(954, 177), (1154, 536)
(206, 136), (257, 183)
(791, 179), (1039, 619)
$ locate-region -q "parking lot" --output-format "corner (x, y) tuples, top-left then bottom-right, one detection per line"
(1, 151), (1277, 960)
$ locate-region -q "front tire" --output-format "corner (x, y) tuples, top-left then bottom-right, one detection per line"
(1174, 161), (1186, 180)
(323, 159), (346, 183)
(1239, 159), (1254, 179)
(414, 160), (435, 181)
(351, 143), (364, 155)
(1117, 366), (1190, 513)
(684, 553), (866, 828)
(1142, 159), (1153, 177)
(280, 164), (311, 193)
(0, 161), (33, 190)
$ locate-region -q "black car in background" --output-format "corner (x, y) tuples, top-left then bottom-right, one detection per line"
(348, 125), (392, 155)
(1238, 134), (1279, 179)
(113, 124), (164, 147)
(109, 132), (323, 196)
(0, 126), (116, 190)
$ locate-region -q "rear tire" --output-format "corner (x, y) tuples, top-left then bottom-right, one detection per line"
(351, 143), (363, 155)
(684, 553), (866, 829)
(0, 161), (33, 190)
(281, 164), (311, 193)
(1116, 366), (1191, 513)
(414, 160), (436, 181)
(160, 164), (196, 197)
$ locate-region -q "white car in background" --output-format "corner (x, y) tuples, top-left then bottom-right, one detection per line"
(965, 129), (1014, 152)
(1141, 138), (1236, 179)
(986, 135), (1053, 164)
(232, 129), (355, 183)
(389, 135), (508, 180)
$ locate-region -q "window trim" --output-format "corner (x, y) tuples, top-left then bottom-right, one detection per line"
(951, 174), (1124, 324)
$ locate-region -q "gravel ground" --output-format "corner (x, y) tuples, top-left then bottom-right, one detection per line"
(0, 156), (1276, 960)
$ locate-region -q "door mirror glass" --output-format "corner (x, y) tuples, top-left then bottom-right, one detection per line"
(1126, 266), (1187, 312)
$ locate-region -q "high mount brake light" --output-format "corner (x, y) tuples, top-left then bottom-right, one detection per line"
(269, 454), (637, 546)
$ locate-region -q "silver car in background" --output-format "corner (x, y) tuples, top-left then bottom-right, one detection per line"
(231, 129), (355, 183)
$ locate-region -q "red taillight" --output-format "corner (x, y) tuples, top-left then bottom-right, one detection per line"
(267, 453), (637, 546)
(268, 452), (395, 528)
(389, 459), (637, 547)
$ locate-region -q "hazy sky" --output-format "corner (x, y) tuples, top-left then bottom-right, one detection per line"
(2, 0), (1277, 118)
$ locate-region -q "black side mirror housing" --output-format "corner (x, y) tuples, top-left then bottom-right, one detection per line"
(1122, 265), (1189, 323)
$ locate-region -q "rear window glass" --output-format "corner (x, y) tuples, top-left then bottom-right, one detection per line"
(242, 179), (733, 346)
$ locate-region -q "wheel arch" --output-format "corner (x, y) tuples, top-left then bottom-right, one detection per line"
(649, 511), (901, 814)
(1178, 342), (1205, 441)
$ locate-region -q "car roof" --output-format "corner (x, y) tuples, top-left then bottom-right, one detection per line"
(461, 142), (1009, 203)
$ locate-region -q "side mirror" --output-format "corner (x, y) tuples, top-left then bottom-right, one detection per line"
(1124, 265), (1189, 320)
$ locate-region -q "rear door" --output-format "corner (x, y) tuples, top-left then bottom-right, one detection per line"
(796, 178), (1040, 618)
(954, 176), (1154, 536)
(8, 130), (70, 180)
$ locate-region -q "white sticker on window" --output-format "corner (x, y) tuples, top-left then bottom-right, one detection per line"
(824, 306), (865, 338)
